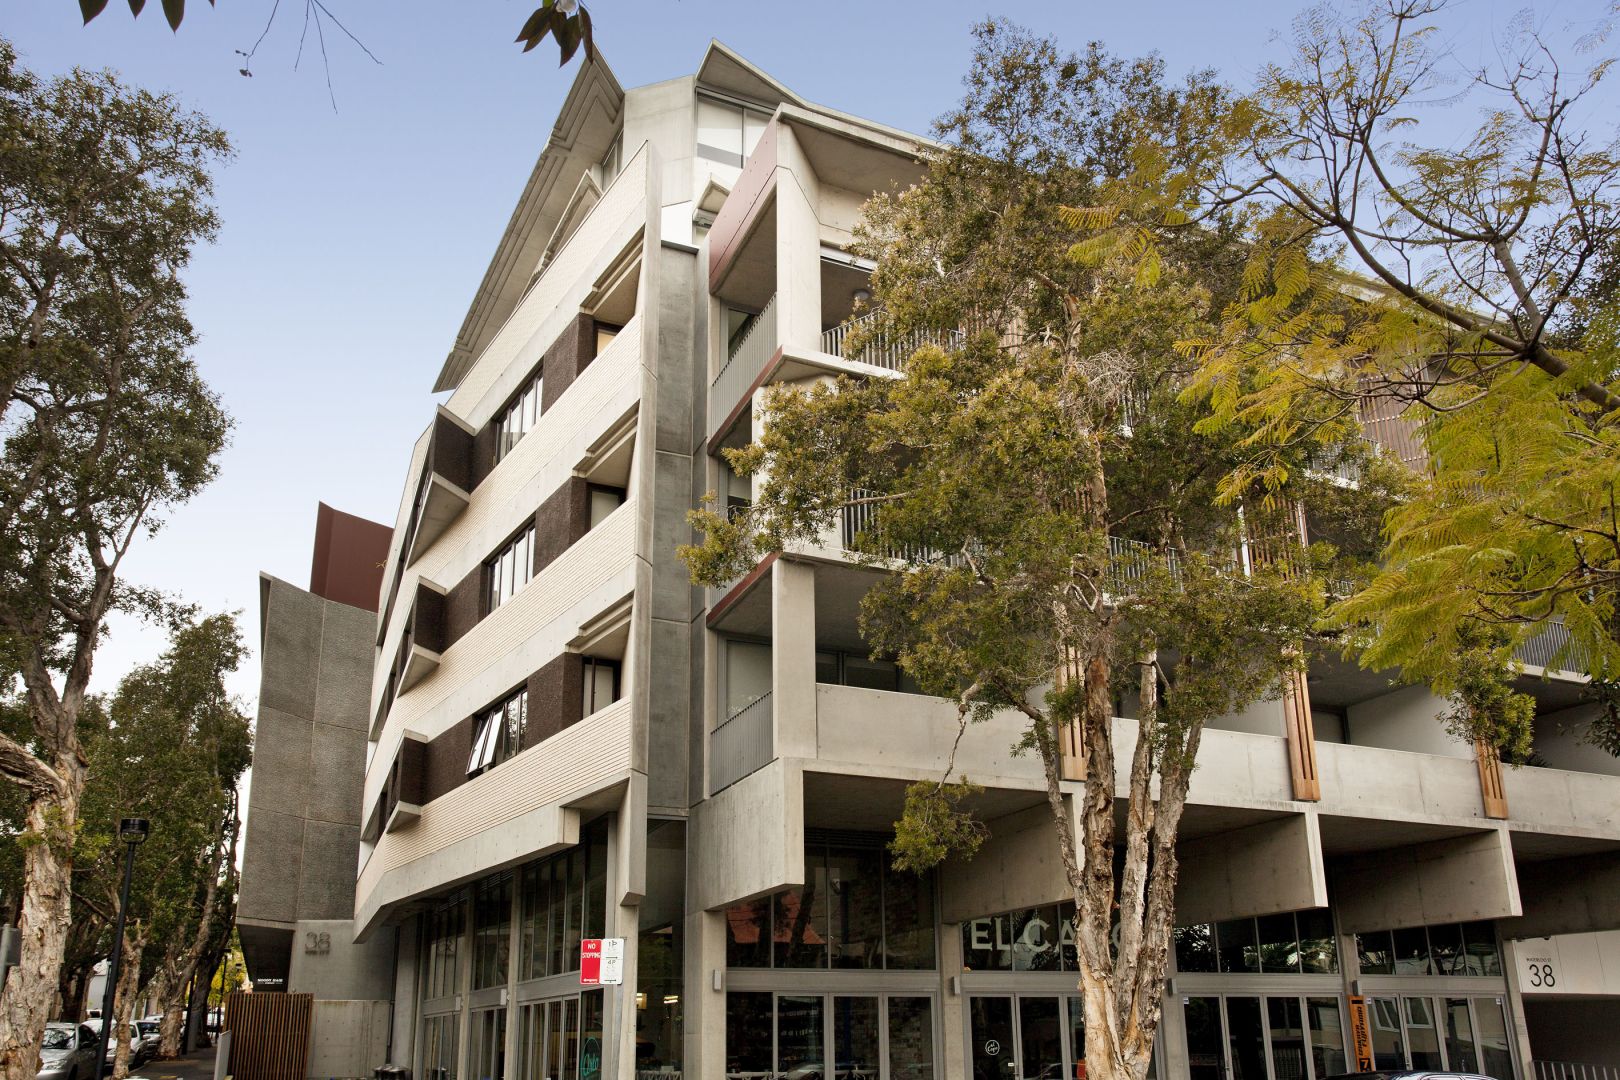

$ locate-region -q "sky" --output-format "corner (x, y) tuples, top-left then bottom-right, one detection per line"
(5, 0), (1616, 716)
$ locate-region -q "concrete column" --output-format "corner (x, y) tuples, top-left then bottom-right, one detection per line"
(603, 800), (643, 1080)
(390, 916), (419, 1068)
(772, 126), (822, 353)
(1499, 938), (1539, 1073)
(938, 921), (967, 1080)
(772, 559), (818, 759)
(683, 909), (727, 1080)
(1333, 827), (1522, 932)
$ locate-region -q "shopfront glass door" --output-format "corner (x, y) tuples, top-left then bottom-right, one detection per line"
(1359, 995), (1515, 1077)
(1185, 997), (1227, 1080)
(517, 997), (579, 1080)
(1183, 995), (1350, 1080)
(832, 996), (880, 1079)
(970, 997), (1016, 1080)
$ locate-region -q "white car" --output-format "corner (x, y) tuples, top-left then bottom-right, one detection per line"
(36, 1023), (98, 1080)
(80, 1019), (152, 1069)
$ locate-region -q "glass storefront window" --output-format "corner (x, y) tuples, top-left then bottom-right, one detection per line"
(1392, 926), (1434, 975)
(1257, 913), (1301, 973)
(1461, 921), (1504, 976)
(1306, 997), (1347, 1077)
(637, 820), (685, 1076)
(725, 895), (771, 968)
(472, 875), (511, 990)
(467, 1009), (505, 1080)
(1019, 997), (1063, 1080)
(726, 993), (772, 1076)
(884, 865), (937, 969)
(1370, 997), (1405, 1070)
(1175, 924), (1218, 973)
(1266, 997), (1306, 1080)
(778, 996), (826, 1077)
(1296, 909), (1338, 974)
(517, 820), (608, 982)
(1474, 997), (1514, 1078)
(1428, 923), (1466, 975)
(832, 996), (879, 1080)
(1217, 918), (1260, 974)
(1444, 997), (1479, 1072)
(889, 998), (935, 1080)
(421, 1014), (459, 1080)
(1404, 996), (1443, 1068)
(969, 997), (1015, 1080)
(580, 991), (604, 1080)
(828, 847), (883, 969)
(424, 897), (465, 999)
(776, 876), (830, 968)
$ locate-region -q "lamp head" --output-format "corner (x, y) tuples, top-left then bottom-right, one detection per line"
(118, 818), (150, 845)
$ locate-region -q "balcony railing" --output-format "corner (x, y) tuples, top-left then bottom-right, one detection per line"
(1515, 618), (1588, 676)
(711, 691), (773, 794)
(821, 311), (965, 371)
(710, 294), (778, 431)
(1535, 1062), (1620, 1080)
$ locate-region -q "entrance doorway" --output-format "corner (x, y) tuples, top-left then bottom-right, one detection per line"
(1363, 995), (1514, 1077)
(1182, 996), (1347, 1080)
(724, 991), (937, 1079)
(968, 995), (1084, 1080)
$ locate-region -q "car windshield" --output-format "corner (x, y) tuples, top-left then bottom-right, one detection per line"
(137, 1023), (157, 1035)
(41, 1027), (73, 1051)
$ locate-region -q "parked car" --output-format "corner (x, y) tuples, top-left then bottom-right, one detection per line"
(80, 1019), (152, 1069)
(1323, 1073), (1501, 1080)
(36, 1023), (98, 1080)
(134, 1019), (162, 1063)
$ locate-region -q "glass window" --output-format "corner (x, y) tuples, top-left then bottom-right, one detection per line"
(1266, 997), (1306, 1080)
(422, 1014), (459, 1080)
(1357, 930), (1394, 975)
(1473, 997), (1514, 1079)
(1019, 997), (1063, 1080)
(832, 996), (880, 1080)
(883, 863), (936, 970)
(1460, 921), (1503, 976)
(594, 324), (619, 355)
(969, 997), (1015, 1080)
(1404, 995), (1442, 1068)
(1296, 909), (1338, 974)
(579, 991), (604, 1080)
(517, 820), (605, 982)
(889, 997), (936, 1080)
(1370, 997), (1405, 1070)
(587, 485), (625, 529)
(1226, 997), (1266, 1080)
(519, 860), (550, 981)
(1176, 924), (1218, 973)
(468, 687), (527, 777)
(963, 912), (1012, 971)
(828, 847), (883, 969)
(815, 650), (840, 684)
(599, 132), (622, 186)
(467, 1009), (506, 1080)
(775, 862), (830, 968)
(1217, 917), (1260, 974)
(725, 993), (772, 1075)
(486, 524), (536, 611)
(582, 657), (620, 718)
(1183, 997), (1224, 1080)
(1429, 922), (1466, 975)
(1257, 913), (1301, 973)
(496, 372), (543, 463)
(425, 897), (464, 999)
(1307, 997), (1347, 1078)
(843, 655), (899, 691)
(725, 896), (772, 968)
(472, 874), (512, 990)
(1010, 906), (1063, 971)
(1445, 997), (1479, 1072)
(1068, 996), (1087, 1072)
(584, 823), (608, 942)
(778, 996), (825, 1077)
(724, 639), (771, 720)
(1392, 926), (1433, 975)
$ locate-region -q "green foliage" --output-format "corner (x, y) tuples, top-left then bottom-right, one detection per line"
(890, 779), (988, 874)
(1434, 625), (1537, 765)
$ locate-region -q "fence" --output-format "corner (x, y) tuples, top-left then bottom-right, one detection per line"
(820, 312), (964, 371)
(1515, 619), (1589, 676)
(223, 991), (311, 1080)
(711, 692), (773, 794)
(1535, 1062), (1620, 1080)
(710, 295), (778, 432)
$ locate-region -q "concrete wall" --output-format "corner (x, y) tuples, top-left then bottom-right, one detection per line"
(1332, 828), (1521, 932)
(1346, 683), (1472, 758)
(307, 999), (390, 1080)
(285, 919), (394, 1002)
(1536, 703), (1620, 776)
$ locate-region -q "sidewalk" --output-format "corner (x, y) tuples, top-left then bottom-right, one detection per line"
(135, 1044), (216, 1080)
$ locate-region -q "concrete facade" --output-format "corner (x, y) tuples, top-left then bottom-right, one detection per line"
(351, 43), (1620, 1080)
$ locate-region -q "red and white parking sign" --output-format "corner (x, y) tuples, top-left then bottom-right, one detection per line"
(579, 937), (625, 985)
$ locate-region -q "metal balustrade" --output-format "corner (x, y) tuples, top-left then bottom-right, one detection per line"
(710, 691), (773, 794)
(820, 311), (965, 371)
(710, 294), (777, 431)
(1515, 618), (1589, 676)
(1536, 1062), (1620, 1080)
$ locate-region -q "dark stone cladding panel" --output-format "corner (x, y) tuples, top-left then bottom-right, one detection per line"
(470, 424), (498, 491)
(526, 653), (583, 749)
(430, 411), (475, 493)
(444, 565), (483, 649)
(396, 734), (426, 808)
(413, 584), (447, 655)
(533, 477), (589, 577)
(422, 715), (474, 803)
(539, 313), (600, 415)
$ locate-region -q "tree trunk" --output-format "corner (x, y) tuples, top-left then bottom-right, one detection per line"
(0, 785), (80, 1080)
(111, 927), (145, 1080)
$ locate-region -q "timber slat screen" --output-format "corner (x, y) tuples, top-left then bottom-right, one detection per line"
(224, 991), (312, 1080)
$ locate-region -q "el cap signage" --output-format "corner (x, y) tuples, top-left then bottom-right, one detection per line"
(580, 937), (624, 986)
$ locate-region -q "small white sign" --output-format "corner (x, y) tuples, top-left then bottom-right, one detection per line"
(1516, 939), (1560, 993)
(580, 937), (626, 986)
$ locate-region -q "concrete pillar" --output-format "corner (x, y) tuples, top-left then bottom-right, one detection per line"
(1333, 827), (1522, 932)
(772, 126), (822, 353)
(1499, 938), (1539, 1073)
(772, 558), (818, 759)
(939, 921), (967, 1080)
(1175, 813), (1327, 924)
(390, 916), (419, 1068)
(604, 795), (644, 1080)
(683, 909), (727, 1080)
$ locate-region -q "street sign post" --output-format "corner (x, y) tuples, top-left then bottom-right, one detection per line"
(580, 937), (625, 986)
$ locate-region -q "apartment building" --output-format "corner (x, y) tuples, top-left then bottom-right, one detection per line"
(356, 43), (1620, 1080)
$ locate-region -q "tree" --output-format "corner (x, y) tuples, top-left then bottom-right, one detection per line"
(1147, 0), (1620, 724)
(76, 613), (250, 1075)
(0, 40), (230, 1079)
(681, 23), (1373, 1080)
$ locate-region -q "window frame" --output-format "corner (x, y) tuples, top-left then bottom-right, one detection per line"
(581, 656), (621, 718)
(494, 367), (544, 465)
(467, 686), (528, 778)
(485, 522), (537, 615)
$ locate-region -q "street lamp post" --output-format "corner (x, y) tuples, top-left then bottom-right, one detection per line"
(93, 818), (149, 1080)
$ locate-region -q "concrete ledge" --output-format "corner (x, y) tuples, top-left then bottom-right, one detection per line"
(1332, 826), (1522, 932)
(1177, 812), (1327, 925)
(940, 801), (1077, 924)
(690, 757), (803, 912)
(1499, 849), (1620, 939)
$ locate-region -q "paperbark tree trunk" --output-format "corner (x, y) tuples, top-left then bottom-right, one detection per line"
(111, 926), (146, 1080)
